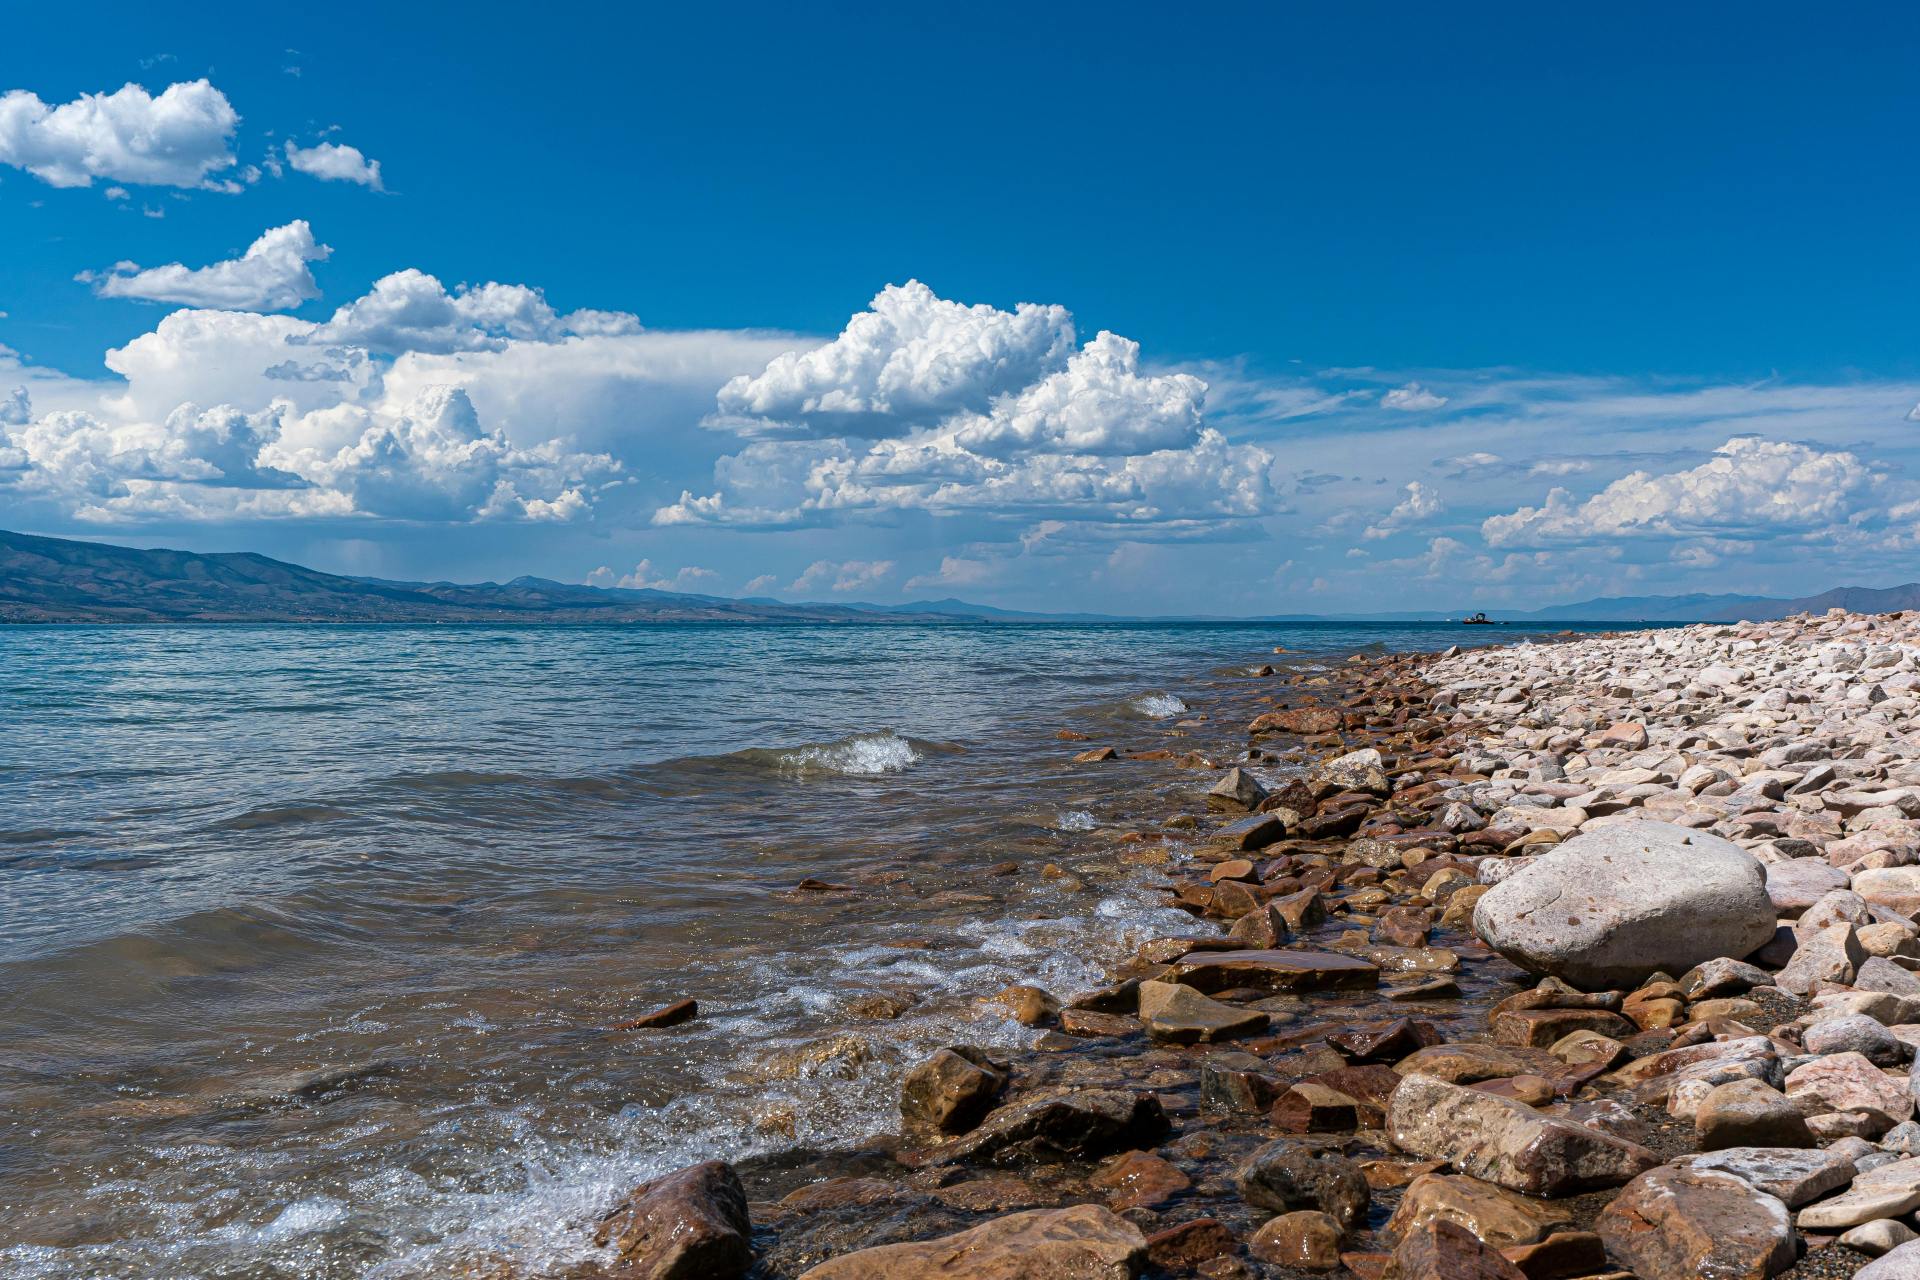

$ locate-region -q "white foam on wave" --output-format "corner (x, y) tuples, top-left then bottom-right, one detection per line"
(1054, 809), (1097, 832)
(1129, 692), (1188, 718)
(775, 731), (921, 777)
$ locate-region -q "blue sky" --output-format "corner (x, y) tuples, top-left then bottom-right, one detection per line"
(4, 3), (1920, 612)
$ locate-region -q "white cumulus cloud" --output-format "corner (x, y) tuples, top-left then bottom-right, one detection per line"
(0, 386), (28, 426)
(0, 80), (238, 189)
(947, 331), (1204, 458)
(1362, 480), (1444, 539)
(663, 283), (1270, 532)
(87, 221), (330, 311)
(306, 269), (638, 355)
(1483, 436), (1879, 546)
(715, 280), (1074, 433)
(285, 140), (382, 189)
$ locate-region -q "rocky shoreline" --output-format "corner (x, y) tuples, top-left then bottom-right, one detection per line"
(577, 610), (1920, 1280)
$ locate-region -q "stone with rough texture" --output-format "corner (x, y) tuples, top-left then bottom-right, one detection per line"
(1784, 1053), (1913, 1132)
(1859, 1239), (1920, 1280)
(1166, 949), (1379, 995)
(1386, 1073), (1657, 1196)
(1383, 1219), (1527, 1280)
(1135, 980), (1268, 1044)
(1384, 1173), (1575, 1248)
(1208, 767), (1269, 811)
(1499, 1232), (1608, 1280)
(1252, 705), (1343, 736)
(1796, 1157), (1920, 1229)
(1311, 748), (1390, 797)
(1768, 860), (1851, 915)
(925, 1089), (1170, 1167)
(1237, 1140), (1370, 1230)
(900, 1046), (1009, 1134)
(1804, 1014), (1905, 1066)
(1471, 822), (1776, 988)
(1854, 868), (1920, 918)
(797, 1204), (1147, 1279)
(1694, 1079), (1813, 1151)
(1250, 1211), (1342, 1271)
(594, 1160), (753, 1280)
(1089, 1150), (1189, 1210)
(1143, 1218), (1236, 1271)
(1844, 1220), (1920, 1258)
(1595, 1165), (1795, 1280)
(1776, 923), (1864, 996)
(1682, 1146), (1857, 1207)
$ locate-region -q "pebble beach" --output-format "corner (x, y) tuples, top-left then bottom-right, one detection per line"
(586, 609), (1920, 1280)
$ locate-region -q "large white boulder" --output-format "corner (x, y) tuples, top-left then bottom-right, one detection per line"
(1473, 821), (1777, 989)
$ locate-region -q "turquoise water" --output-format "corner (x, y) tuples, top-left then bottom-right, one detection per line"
(0, 620), (1629, 1278)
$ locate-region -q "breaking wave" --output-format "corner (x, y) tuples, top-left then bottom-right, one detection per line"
(742, 731), (945, 779)
(1129, 692), (1188, 718)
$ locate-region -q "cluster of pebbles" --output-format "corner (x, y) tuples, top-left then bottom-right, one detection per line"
(565, 610), (1920, 1280)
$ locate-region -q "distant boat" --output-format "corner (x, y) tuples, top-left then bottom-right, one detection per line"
(1461, 612), (1495, 625)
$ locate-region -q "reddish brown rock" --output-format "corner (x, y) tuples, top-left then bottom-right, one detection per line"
(1166, 949), (1378, 995)
(1499, 1232), (1609, 1280)
(1058, 1009), (1143, 1039)
(1252, 706), (1344, 735)
(899, 1046), (1009, 1134)
(1250, 1211), (1343, 1271)
(594, 1160), (752, 1280)
(611, 998), (698, 1030)
(1145, 1218), (1238, 1271)
(983, 984), (1060, 1027)
(1385, 1173), (1575, 1248)
(1383, 1219), (1527, 1280)
(1236, 1140), (1370, 1230)
(1200, 1055), (1288, 1113)
(924, 1088), (1170, 1167)
(1089, 1149), (1191, 1210)
(1328, 1018), (1445, 1063)
(1386, 1074), (1657, 1196)
(797, 1204), (1146, 1279)
(1074, 746), (1119, 763)
(1272, 1082), (1360, 1134)
(1491, 1007), (1636, 1049)
(1137, 980), (1269, 1045)
(1595, 1165), (1795, 1280)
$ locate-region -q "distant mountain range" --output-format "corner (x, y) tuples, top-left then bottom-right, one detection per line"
(2, 527), (1915, 625)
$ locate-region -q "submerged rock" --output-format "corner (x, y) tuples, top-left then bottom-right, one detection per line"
(1164, 948), (1379, 995)
(922, 1088), (1170, 1167)
(1470, 821), (1776, 988)
(796, 1204), (1146, 1279)
(1236, 1139), (1370, 1230)
(1208, 766), (1270, 811)
(1135, 979), (1268, 1044)
(1249, 1211), (1343, 1270)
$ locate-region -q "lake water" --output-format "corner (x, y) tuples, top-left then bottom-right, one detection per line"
(0, 620), (1620, 1278)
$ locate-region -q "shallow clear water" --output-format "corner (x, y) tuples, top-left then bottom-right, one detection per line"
(0, 620), (1618, 1278)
